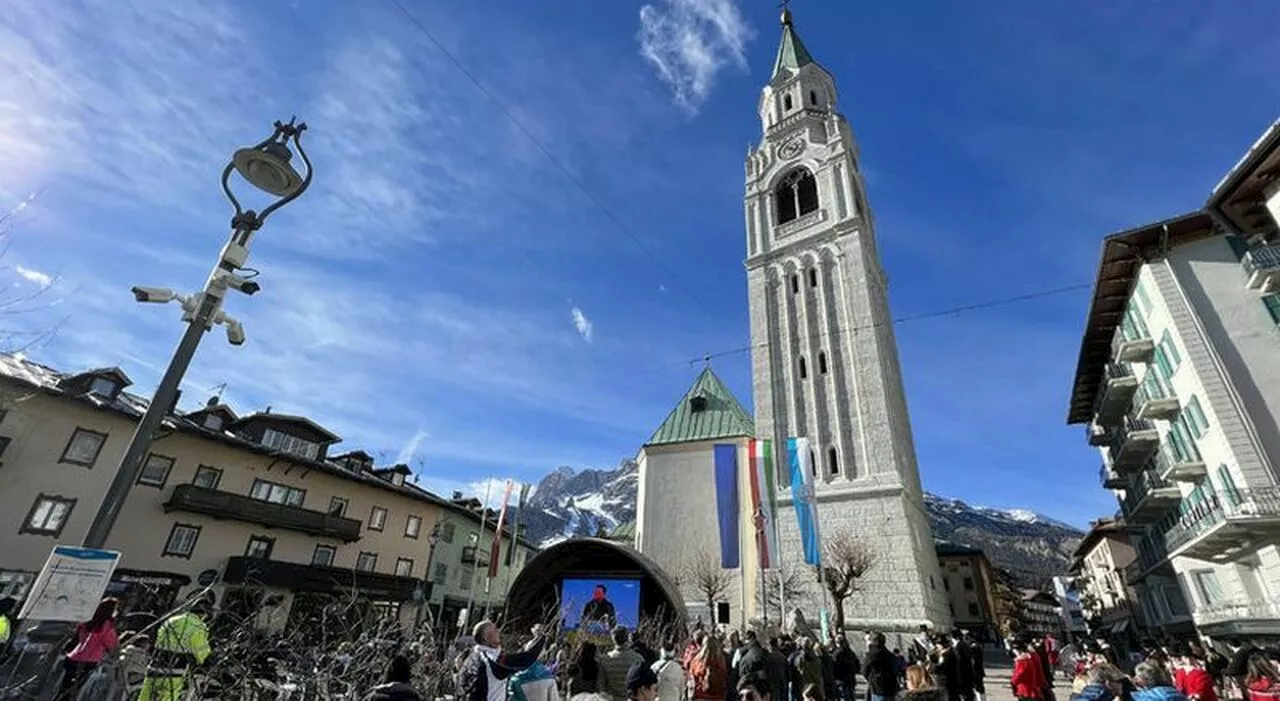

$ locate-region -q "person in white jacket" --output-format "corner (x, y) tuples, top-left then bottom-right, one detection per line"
(652, 642), (685, 701)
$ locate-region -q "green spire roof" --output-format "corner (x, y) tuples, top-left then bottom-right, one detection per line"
(771, 10), (815, 78)
(645, 367), (756, 447)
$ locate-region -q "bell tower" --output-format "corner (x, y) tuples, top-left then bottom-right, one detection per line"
(743, 8), (951, 633)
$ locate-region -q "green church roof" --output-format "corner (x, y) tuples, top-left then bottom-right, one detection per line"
(645, 367), (756, 447)
(772, 10), (815, 78)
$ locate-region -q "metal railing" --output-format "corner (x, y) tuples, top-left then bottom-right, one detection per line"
(1092, 363), (1137, 421)
(1243, 243), (1280, 279)
(1122, 469), (1175, 516)
(1197, 596), (1280, 625)
(1164, 486), (1280, 552)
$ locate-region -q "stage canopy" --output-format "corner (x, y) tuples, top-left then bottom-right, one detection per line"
(505, 537), (687, 636)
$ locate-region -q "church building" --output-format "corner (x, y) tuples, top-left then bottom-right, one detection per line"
(637, 8), (951, 634)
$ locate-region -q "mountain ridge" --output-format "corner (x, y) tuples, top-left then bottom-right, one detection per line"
(521, 461), (1083, 588)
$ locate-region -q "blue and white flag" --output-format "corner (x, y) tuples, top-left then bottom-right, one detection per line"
(714, 444), (741, 569)
(787, 437), (823, 566)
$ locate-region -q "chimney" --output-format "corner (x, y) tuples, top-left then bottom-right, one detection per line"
(452, 490), (463, 501)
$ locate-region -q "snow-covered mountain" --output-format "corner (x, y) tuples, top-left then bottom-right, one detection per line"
(522, 461), (638, 544)
(522, 462), (1083, 588)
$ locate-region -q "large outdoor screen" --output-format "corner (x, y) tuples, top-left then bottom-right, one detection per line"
(560, 577), (641, 636)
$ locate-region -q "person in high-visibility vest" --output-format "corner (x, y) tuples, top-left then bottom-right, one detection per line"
(138, 594), (214, 701)
(0, 597), (17, 660)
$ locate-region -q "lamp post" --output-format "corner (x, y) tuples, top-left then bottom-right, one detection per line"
(82, 119), (313, 549)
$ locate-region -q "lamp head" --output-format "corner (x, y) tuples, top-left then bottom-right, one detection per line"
(232, 140), (304, 198)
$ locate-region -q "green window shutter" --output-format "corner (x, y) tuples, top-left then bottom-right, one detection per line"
(1186, 396), (1207, 438)
(1263, 294), (1280, 326)
(1153, 345), (1173, 380)
(1226, 234), (1250, 261)
(1216, 465), (1241, 507)
(1135, 280), (1153, 315)
(1160, 330), (1182, 371)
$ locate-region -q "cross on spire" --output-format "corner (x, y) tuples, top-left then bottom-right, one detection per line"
(779, 0), (794, 26)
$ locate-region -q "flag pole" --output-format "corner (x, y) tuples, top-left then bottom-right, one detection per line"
(465, 478), (494, 627)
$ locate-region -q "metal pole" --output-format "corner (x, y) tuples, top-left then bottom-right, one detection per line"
(465, 480), (493, 626)
(82, 230), (248, 549)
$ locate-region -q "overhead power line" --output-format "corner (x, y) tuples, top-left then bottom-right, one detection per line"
(389, 0), (721, 322)
(675, 282), (1091, 368)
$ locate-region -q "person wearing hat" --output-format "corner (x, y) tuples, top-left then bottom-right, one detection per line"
(628, 660), (661, 701)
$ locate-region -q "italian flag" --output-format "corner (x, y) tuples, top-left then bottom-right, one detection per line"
(747, 438), (781, 569)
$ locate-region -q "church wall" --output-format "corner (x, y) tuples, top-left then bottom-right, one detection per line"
(636, 438), (762, 627)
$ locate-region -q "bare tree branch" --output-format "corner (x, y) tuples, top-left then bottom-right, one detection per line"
(683, 548), (732, 618)
(817, 531), (878, 633)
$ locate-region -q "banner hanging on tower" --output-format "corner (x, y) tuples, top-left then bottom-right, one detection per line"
(713, 444), (741, 569)
(787, 437), (822, 566)
(748, 438), (780, 569)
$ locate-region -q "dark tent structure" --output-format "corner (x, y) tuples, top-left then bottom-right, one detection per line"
(504, 538), (687, 637)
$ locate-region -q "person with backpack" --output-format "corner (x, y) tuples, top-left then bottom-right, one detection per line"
(57, 597), (120, 701)
(461, 620), (548, 701)
(653, 640), (687, 701)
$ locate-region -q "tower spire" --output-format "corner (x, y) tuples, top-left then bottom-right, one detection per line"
(772, 2), (815, 78)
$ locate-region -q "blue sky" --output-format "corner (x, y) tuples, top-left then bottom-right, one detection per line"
(1, 0), (1277, 527)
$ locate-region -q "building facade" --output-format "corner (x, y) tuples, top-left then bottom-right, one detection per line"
(1051, 576), (1088, 637)
(935, 543), (1000, 641)
(1067, 121), (1280, 643)
(1019, 590), (1065, 638)
(0, 354), (535, 635)
(743, 8), (949, 632)
(1069, 519), (1144, 640)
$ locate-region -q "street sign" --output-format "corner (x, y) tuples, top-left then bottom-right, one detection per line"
(18, 545), (121, 622)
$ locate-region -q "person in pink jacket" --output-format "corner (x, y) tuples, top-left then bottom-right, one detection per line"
(57, 597), (120, 700)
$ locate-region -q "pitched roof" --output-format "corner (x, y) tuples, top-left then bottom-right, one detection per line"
(772, 10), (815, 78)
(645, 367), (755, 447)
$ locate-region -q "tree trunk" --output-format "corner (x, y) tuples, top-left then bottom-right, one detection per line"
(832, 596), (846, 635)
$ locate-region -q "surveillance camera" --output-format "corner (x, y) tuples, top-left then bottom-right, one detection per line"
(131, 286), (177, 304)
(225, 319), (246, 346)
(222, 273), (261, 296)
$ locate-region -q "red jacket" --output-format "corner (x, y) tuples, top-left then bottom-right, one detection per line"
(1012, 654), (1047, 700)
(1177, 667), (1218, 701)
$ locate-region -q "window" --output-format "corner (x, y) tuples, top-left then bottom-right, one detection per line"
(827, 447), (838, 476)
(137, 453), (175, 488)
(250, 479), (306, 507)
(808, 268), (818, 288)
(356, 552), (378, 572)
(433, 562), (448, 584)
(783, 94), (793, 111)
(1226, 233), (1250, 261)
(192, 466), (222, 489)
(162, 524), (201, 558)
(460, 567), (473, 589)
(967, 603), (981, 617)
(89, 376), (118, 397)
(1217, 465), (1241, 507)
(468, 531), (480, 546)
(60, 428), (107, 467)
(0, 570), (35, 600)
(1168, 416), (1197, 462)
(1264, 294), (1280, 326)
(312, 544), (336, 567)
(329, 497), (349, 517)
(818, 352), (828, 374)
(1193, 570), (1228, 607)
(809, 90), (817, 105)
(442, 522), (456, 543)
(21, 495), (76, 536)
(394, 558), (414, 577)
(405, 515), (422, 539)
(1158, 330), (1182, 375)
(790, 274), (799, 294)
(798, 356), (807, 380)
(1135, 280), (1153, 315)
(775, 169), (819, 225)
(245, 535), (274, 559)
(963, 576), (975, 591)
(369, 506), (388, 531)
(1185, 396), (1209, 439)
(261, 428), (320, 460)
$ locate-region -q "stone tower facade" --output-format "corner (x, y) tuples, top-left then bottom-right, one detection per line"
(744, 9), (951, 632)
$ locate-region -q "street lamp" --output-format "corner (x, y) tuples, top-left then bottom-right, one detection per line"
(82, 119), (313, 549)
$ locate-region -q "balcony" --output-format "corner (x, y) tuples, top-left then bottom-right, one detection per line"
(222, 556), (424, 602)
(1130, 533), (1171, 582)
(1154, 444), (1207, 484)
(1112, 324), (1155, 364)
(1093, 363), (1139, 426)
(1086, 423), (1111, 447)
(1100, 464), (1128, 490)
(165, 484), (362, 542)
(1134, 372), (1180, 422)
(1165, 487), (1280, 563)
(1196, 597), (1280, 637)
(1121, 470), (1181, 524)
(1243, 243), (1280, 293)
(461, 546), (490, 565)
(1108, 416), (1160, 472)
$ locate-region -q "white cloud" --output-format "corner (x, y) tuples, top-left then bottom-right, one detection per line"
(14, 265), (52, 288)
(396, 428), (429, 466)
(570, 306), (593, 342)
(637, 0), (754, 113)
